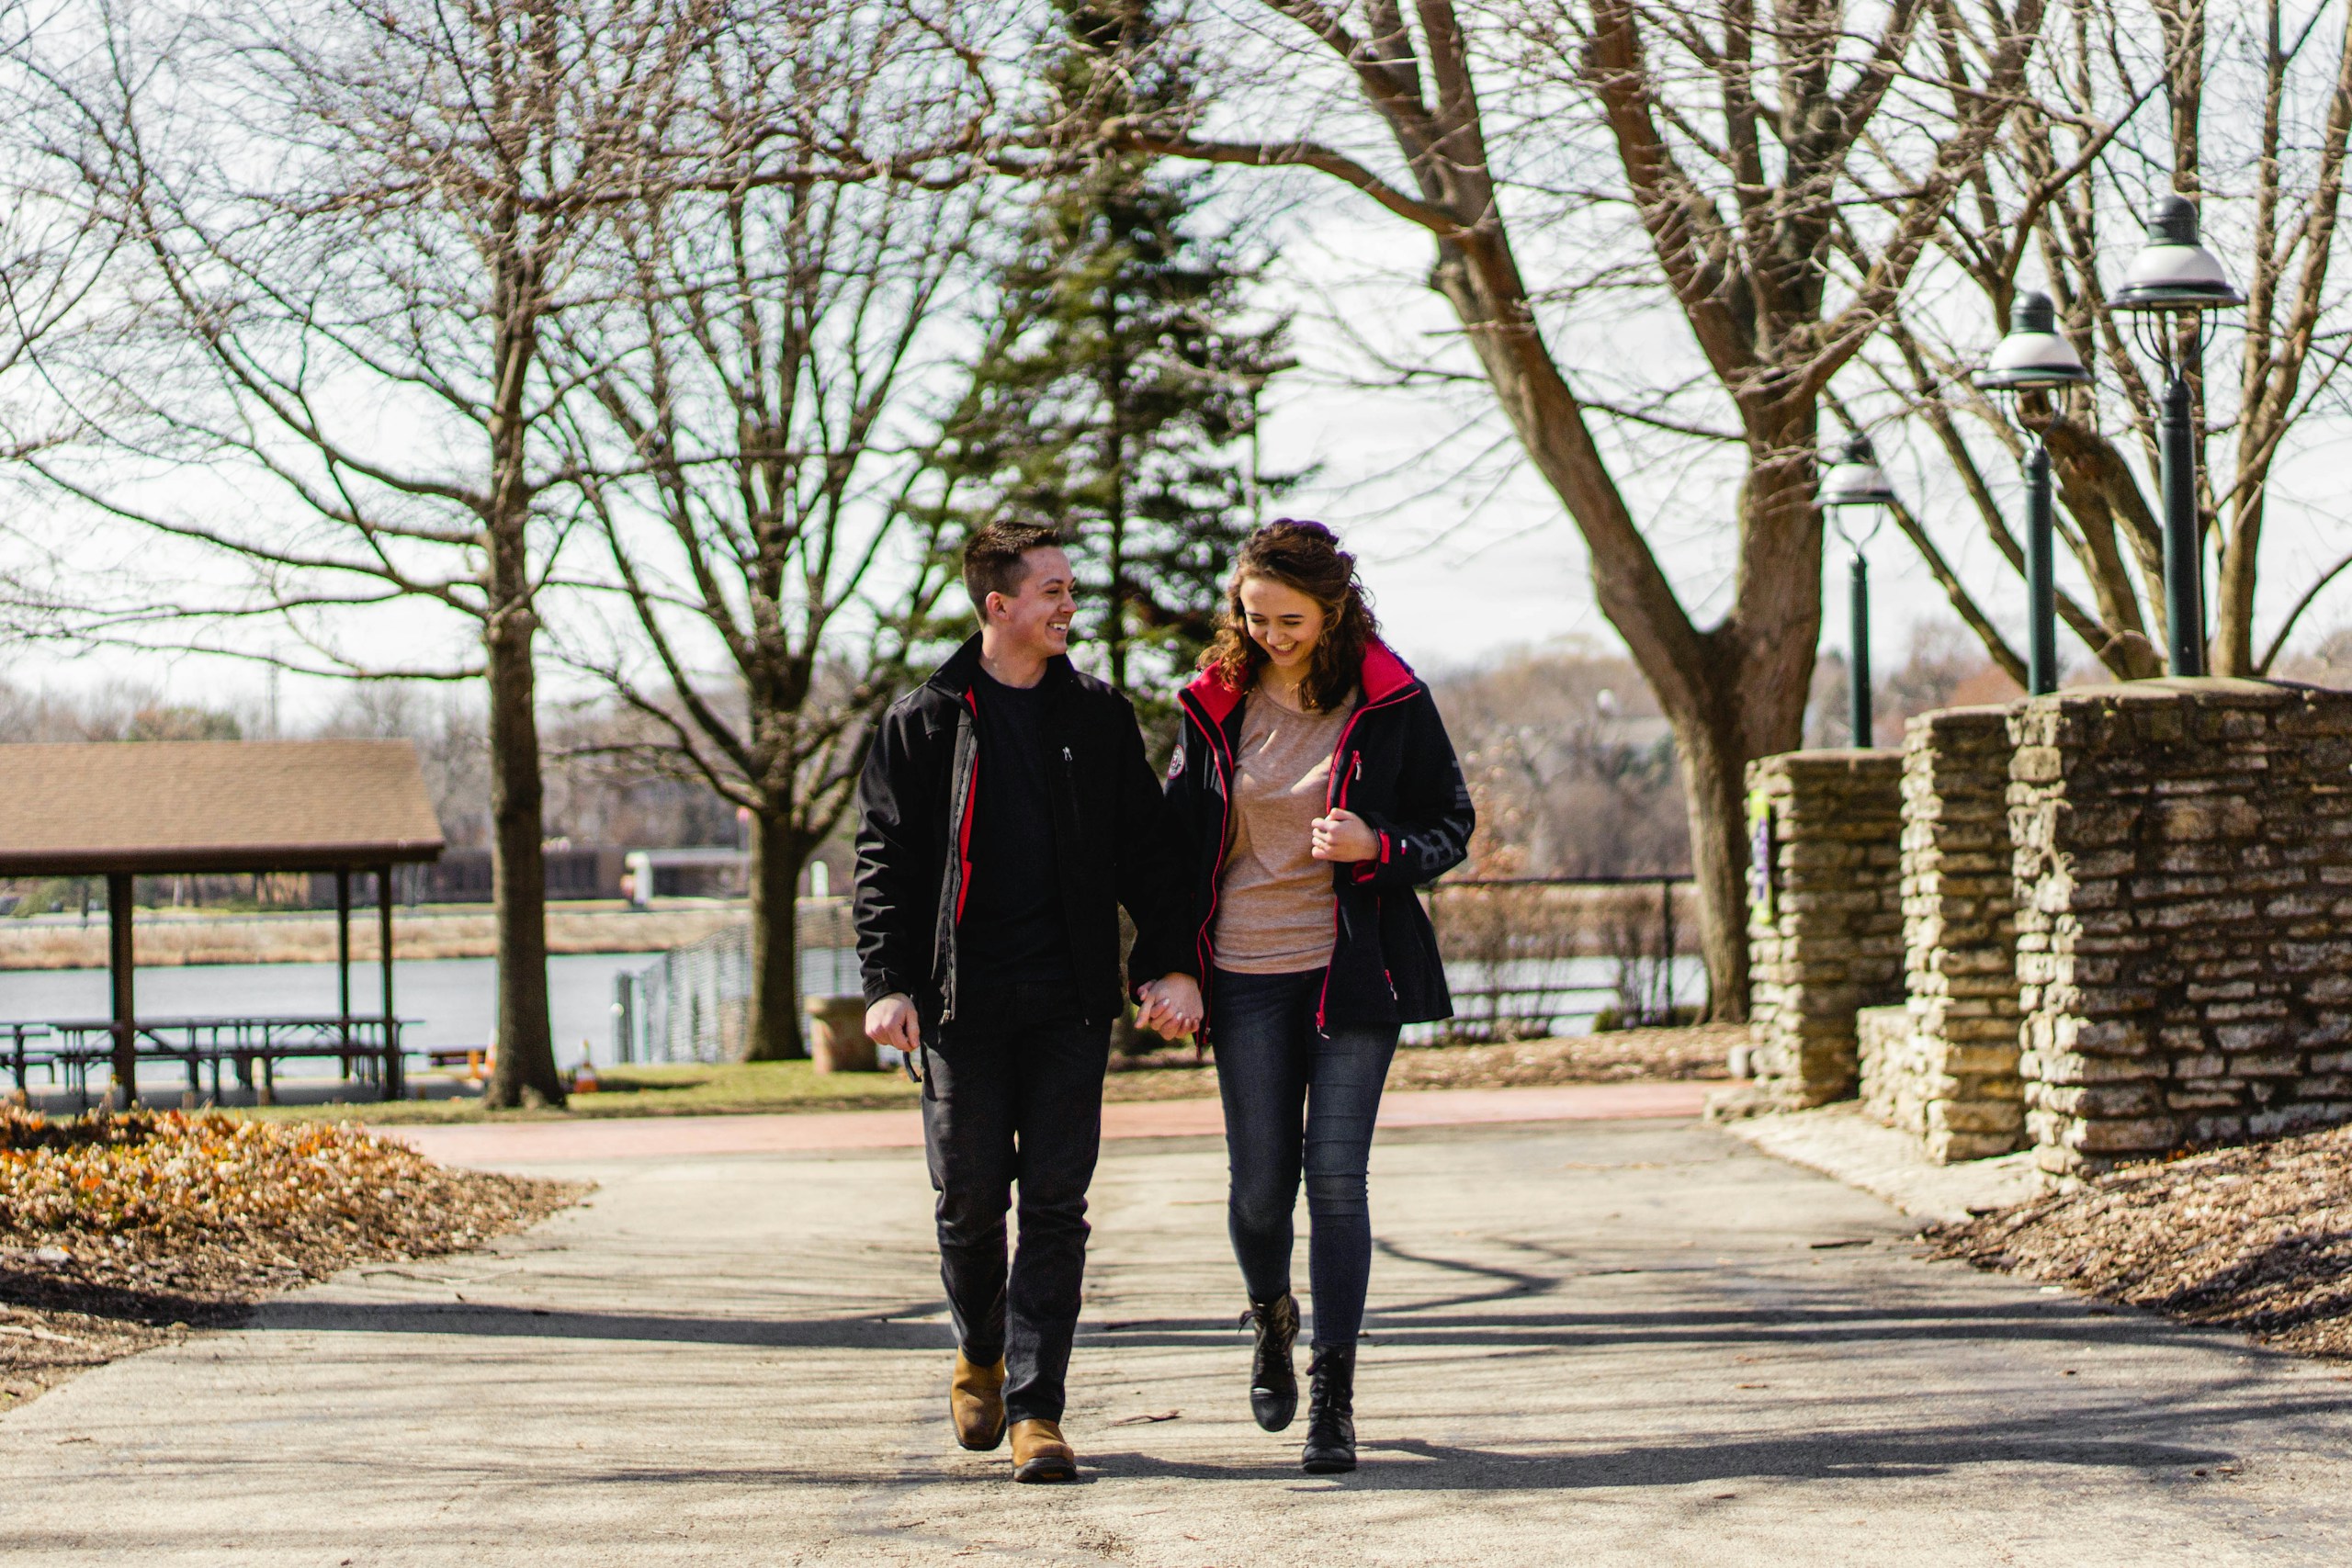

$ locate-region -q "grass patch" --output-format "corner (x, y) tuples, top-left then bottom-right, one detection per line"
(233, 1059), (930, 1125)
(219, 1024), (1735, 1127)
(243, 1056), (1226, 1124)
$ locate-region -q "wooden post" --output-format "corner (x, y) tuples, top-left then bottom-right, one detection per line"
(107, 872), (136, 1109)
(1660, 876), (1677, 1019)
(379, 864), (401, 1100)
(335, 868), (352, 1083)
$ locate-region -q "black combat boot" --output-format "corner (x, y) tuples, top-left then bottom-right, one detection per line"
(1239, 1293), (1300, 1431)
(1300, 1345), (1356, 1473)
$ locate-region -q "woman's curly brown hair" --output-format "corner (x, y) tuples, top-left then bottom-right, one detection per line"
(1201, 519), (1380, 713)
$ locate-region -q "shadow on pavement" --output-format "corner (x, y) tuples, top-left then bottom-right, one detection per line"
(1083, 1413), (2261, 1492)
(254, 1297), (956, 1350)
(253, 1290), (2281, 1360)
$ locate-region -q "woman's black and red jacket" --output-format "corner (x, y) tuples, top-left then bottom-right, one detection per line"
(853, 636), (1195, 1028)
(1165, 640), (1476, 1030)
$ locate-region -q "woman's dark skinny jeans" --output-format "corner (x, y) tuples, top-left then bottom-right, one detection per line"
(1210, 966), (1399, 1351)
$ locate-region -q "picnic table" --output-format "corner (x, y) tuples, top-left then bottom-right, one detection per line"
(2, 1021), (53, 1100)
(4, 1015), (417, 1109)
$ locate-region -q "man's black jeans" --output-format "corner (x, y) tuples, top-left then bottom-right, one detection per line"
(921, 994), (1109, 1426)
(1209, 966), (1399, 1350)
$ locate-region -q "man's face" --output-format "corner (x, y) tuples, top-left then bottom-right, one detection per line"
(987, 547), (1076, 660)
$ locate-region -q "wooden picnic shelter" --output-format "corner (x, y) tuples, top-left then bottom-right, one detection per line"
(0, 739), (445, 1106)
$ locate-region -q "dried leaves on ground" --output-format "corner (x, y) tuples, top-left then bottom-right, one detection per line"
(1926, 1122), (2352, 1357)
(1385, 1024), (1739, 1090)
(0, 1106), (579, 1408)
(1102, 1023), (1739, 1100)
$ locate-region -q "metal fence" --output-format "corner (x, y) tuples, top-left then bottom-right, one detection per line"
(612, 898), (857, 1064)
(614, 881), (1702, 1060)
(1416, 874), (1700, 1044)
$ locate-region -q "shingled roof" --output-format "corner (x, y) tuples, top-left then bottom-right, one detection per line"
(0, 739), (447, 874)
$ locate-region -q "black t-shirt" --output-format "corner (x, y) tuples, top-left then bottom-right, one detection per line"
(960, 670), (1074, 992)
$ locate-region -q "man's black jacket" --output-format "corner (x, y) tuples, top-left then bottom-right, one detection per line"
(854, 637), (1194, 1027)
(1163, 638), (1475, 1030)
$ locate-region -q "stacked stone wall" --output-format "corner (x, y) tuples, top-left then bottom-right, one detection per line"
(1860, 706), (2025, 1162)
(2010, 678), (2352, 1176)
(1745, 750), (1905, 1108)
(1856, 1005), (1918, 1124)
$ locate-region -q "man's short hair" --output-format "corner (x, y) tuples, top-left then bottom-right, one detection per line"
(962, 522), (1065, 617)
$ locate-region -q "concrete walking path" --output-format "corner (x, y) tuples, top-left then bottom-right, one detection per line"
(6, 1115), (2352, 1564)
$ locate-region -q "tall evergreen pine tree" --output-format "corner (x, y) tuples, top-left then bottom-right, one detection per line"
(939, 1), (1296, 730)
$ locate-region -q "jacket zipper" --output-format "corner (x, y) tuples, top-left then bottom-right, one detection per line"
(954, 691), (981, 925)
(943, 690), (981, 1021)
(1183, 689), (1238, 1021)
(1315, 687), (1418, 1032)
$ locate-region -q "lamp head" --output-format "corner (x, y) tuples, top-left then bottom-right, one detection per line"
(1978, 290), (2092, 391)
(1817, 434), (1900, 511)
(2108, 195), (2245, 314)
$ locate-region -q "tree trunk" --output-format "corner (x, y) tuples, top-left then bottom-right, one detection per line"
(483, 607), (563, 1109)
(2214, 493), (2262, 676)
(744, 808), (808, 1061)
(1426, 238), (1817, 1023)
(1670, 694), (1759, 1026)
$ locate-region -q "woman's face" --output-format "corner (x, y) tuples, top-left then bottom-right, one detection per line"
(1238, 574), (1328, 676)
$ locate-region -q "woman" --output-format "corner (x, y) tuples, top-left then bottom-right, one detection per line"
(1162, 519), (1474, 1473)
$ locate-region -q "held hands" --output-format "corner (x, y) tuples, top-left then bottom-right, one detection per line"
(870, 981), (1202, 1047)
(1310, 807), (1380, 863)
(865, 993), (922, 1054)
(1135, 972), (1204, 1038)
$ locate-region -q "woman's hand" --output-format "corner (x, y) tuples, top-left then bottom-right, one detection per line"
(1310, 807), (1380, 863)
(1136, 973), (1204, 1037)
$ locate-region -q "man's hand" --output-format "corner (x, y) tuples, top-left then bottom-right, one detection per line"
(1135, 972), (1204, 1037)
(1310, 807), (1380, 863)
(865, 993), (922, 1054)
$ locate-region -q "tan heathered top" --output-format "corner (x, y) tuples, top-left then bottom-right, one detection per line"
(1213, 685), (1357, 974)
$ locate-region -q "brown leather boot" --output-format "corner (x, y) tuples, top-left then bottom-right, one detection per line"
(950, 1351), (1007, 1451)
(1008, 1417), (1078, 1483)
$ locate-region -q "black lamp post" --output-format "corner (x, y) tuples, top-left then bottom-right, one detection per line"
(2107, 194), (2243, 676)
(1978, 290), (2092, 696)
(1818, 435), (1899, 748)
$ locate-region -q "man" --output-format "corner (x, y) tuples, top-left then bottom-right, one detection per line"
(855, 522), (1203, 1483)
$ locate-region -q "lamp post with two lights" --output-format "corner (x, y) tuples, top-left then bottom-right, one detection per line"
(1977, 291), (2092, 696)
(2107, 194), (2244, 676)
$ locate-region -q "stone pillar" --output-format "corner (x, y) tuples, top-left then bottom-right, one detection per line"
(1746, 750), (1905, 1108)
(1856, 1003), (1918, 1125)
(2010, 678), (2352, 1176)
(1875, 705), (2025, 1162)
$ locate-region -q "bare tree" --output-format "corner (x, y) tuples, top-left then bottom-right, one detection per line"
(1100, 0), (2043, 1017)
(1859, 0), (2352, 681)
(26, 0), (1010, 1097)
(0, 0), (130, 640)
(1433, 645), (1688, 879)
(27, 0), (735, 1106)
(0, 3), (119, 440)
(550, 2), (988, 1059)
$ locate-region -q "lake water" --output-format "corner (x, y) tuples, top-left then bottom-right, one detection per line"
(0, 952), (664, 1074)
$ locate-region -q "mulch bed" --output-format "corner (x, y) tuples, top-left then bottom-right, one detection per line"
(1102, 1022), (1739, 1100)
(1385, 1024), (1740, 1089)
(0, 1106), (579, 1409)
(1925, 1122), (2352, 1358)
